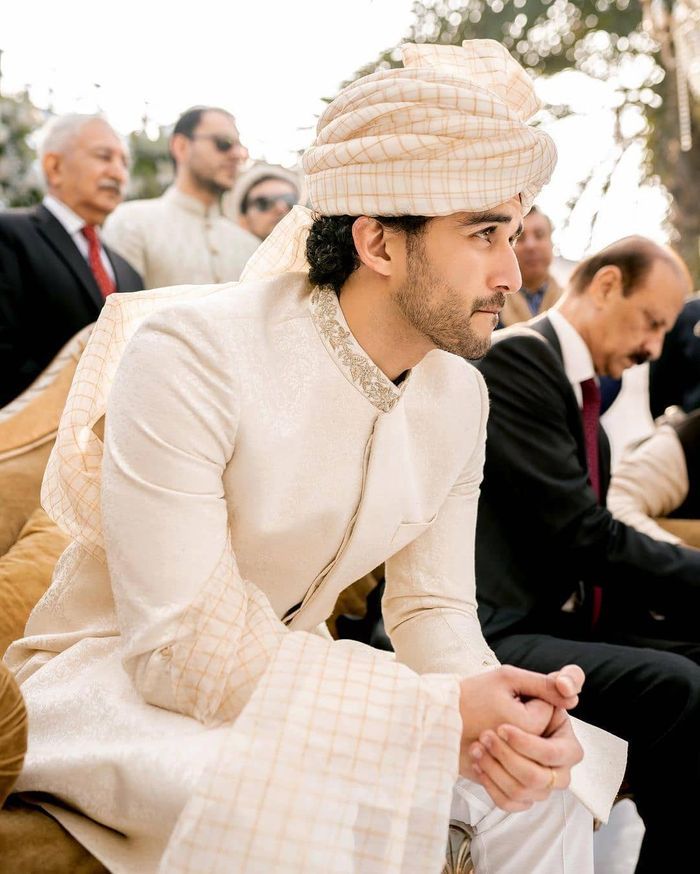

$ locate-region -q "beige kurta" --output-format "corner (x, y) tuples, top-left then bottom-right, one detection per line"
(103, 186), (260, 288)
(6, 275), (624, 872)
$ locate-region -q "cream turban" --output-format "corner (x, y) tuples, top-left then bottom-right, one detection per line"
(241, 38), (556, 281)
(304, 38), (555, 217)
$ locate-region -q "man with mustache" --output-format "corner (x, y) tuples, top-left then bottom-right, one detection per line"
(103, 106), (259, 289)
(0, 114), (142, 407)
(475, 236), (700, 873)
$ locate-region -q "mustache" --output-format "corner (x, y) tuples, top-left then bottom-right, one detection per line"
(471, 292), (506, 313)
(630, 350), (650, 365)
(98, 180), (124, 194)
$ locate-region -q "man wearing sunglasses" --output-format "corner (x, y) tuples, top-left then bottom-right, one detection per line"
(227, 161), (301, 240)
(104, 106), (259, 289)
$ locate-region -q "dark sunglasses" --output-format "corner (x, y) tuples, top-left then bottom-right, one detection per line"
(191, 134), (244, 154)
(247, 193), (297, 213)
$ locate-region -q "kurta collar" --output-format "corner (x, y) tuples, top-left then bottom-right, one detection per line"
(163, 185), (224, 218)
(309, 286), (407, 413)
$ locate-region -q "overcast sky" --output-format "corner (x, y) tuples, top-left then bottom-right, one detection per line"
(1, 0), (669, 260)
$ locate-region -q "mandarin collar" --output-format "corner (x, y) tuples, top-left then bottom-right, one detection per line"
(309, 286), (409, 413)
(163, 185), (224, 218)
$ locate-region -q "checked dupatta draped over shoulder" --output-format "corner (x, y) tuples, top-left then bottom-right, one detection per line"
(38, 40), (561, 873)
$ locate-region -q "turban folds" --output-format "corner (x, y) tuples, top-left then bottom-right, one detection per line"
(242, 39), (556, 281)
(303, 39), (556, 217)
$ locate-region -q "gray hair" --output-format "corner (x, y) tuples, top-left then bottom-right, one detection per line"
(38, 113), (126, 161)
(37, 114), (128, 187)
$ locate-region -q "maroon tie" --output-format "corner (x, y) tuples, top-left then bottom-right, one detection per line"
(81, 225), (115, 298)
(580, 377), (603, 625)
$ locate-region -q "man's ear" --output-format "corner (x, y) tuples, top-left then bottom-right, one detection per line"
(170, 133), (190, 166)
(589, 265), (622, 308)
(42, 153), (61, 189)
(351, 217), (395, 279)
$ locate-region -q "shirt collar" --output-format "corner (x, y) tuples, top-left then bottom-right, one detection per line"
(42, 194), (88, 236)
(164, 185), (224, 218)
(547, 308), (596, 387)
(309, 285), (408, 413)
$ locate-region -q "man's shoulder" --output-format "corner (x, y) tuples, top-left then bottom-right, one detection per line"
(108, 197), (165, 222)
(0, 205), (40, 234)
(148, 272), (311, 329)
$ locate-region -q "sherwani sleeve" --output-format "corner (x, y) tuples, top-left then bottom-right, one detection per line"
(607, 426), (688, 545)
(383, 368), (498, 677)
(101, 305), (466, 871)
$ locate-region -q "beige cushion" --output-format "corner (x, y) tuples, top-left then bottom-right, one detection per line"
(0, 326), (91, 558)
(0, 508), (70, 657)
(0, 798), (107, 873)
(654, 517), (700, 549)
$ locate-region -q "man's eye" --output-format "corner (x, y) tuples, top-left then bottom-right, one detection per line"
(476, 226), (496, 241)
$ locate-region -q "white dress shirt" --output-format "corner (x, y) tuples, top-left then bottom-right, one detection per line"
(547, 307), (597, 406)
(42, 194), (116, 283)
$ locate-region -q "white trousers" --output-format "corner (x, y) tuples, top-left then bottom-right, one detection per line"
(451, 778), (594, 874)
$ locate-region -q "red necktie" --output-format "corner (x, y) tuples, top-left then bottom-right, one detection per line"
(81, 225), (115, 298)
(580, 377), (603, 625)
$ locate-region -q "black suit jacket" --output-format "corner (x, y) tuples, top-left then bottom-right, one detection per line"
(649, 297), (700, 418)
(0, 204), (143, 406)
(474, 315), (700, 640)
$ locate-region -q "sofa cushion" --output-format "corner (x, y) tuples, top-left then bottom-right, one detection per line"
(0, 508), (70, 657)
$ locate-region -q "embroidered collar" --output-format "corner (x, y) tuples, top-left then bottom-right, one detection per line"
(309, 286), (407, 413)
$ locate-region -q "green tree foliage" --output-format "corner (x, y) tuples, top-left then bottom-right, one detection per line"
(357, 0), (700, 279)
(0, 92), (44, 208)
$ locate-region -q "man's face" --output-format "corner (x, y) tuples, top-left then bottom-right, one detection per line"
(243, 178), (298, 240)
(593, 259), (688, 379)
(44, 119), (128, 225)
(391, 197), (523, 359)
(183, 111), (247, 195)
(514, 210), (553, 287)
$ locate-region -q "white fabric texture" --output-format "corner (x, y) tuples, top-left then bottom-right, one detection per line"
(608, 425), (689, 544)
(103, 186), (259, 288)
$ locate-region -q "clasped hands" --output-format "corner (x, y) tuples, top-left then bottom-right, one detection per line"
(458, 664), (585, 812)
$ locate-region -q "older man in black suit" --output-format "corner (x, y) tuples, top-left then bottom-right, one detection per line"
(474, 237), (700, 874)
(0, 114), (142, 407)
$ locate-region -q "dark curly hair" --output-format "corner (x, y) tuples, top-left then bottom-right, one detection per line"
(306, 214), (430, 294)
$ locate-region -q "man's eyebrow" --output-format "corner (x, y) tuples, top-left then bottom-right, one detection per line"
(458, 212), (523, 236)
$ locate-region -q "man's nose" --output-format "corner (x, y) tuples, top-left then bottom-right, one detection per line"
(645, 332), (665, 361)
(496, 245), (522, 296)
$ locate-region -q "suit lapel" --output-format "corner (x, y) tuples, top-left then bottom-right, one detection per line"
(105, 245), (128, 293)
(33, 205), (103, 309)
(529, 315), (612, 497)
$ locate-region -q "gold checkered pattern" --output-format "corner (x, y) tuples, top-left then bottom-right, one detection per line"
(241, 39), (555, 285)
(304, 39), (555, 218)
(161, 633), (461, 873)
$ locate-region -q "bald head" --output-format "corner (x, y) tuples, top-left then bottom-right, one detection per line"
(559, 236), (691, 380)
(569, 236), (692, 299)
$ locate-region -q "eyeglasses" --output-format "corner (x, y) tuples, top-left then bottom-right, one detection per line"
(190, 134), (246, 154)
(247, 193), (297, 213)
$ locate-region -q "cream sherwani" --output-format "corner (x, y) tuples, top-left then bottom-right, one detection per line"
(6, 275), (490, 870)
(103, 186), (260, 288)
(7, 273), (623, 872)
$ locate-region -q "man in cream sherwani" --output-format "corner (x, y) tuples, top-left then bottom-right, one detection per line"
(6, 40), (625, 874)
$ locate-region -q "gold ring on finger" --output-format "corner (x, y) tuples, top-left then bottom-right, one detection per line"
(547, 768), (557, 790)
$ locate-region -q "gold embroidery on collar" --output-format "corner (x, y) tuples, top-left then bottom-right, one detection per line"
(311, 287), (400, 413)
